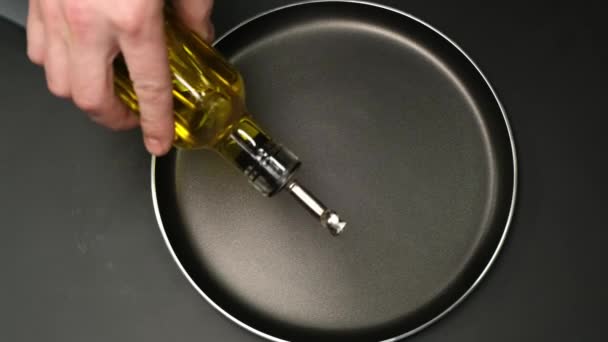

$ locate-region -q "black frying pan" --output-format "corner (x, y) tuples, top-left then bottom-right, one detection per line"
(152, 1), (517, 341)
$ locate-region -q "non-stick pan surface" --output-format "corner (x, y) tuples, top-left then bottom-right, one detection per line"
(152, 1), (517, 341)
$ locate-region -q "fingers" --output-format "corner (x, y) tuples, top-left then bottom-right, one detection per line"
(26, 0), (45, 65)
(68, 50), (139, 131)
(39, 0), (70, 98)
(65, 4), (138, 131)
(172, 0), (215, 41)
(118, 9), (174, 156)
(27, 0), (183, 156)
(71, 60), (139, 131)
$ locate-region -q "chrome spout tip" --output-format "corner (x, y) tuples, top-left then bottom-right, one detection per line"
(321, 210), (346, 236)
(287, 180), (346, 236)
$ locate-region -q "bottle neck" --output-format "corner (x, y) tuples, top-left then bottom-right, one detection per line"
(215, 117), (301, 196)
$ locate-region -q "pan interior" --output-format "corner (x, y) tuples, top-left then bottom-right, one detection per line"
(154, 2), (515, 341)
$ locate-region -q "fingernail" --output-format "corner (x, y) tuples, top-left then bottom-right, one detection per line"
(205, 22), (215, 42)
(195, 21), (214, 42)
(189, 22), (207, 40)
(145, 137), (164, 155)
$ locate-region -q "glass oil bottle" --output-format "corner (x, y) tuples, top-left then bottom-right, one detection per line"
(112, 5), (345, 235)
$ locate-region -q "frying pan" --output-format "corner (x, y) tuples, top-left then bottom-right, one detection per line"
(152, 1), (517, 341)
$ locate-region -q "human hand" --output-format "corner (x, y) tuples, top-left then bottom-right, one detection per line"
(26, 0), (215, 156)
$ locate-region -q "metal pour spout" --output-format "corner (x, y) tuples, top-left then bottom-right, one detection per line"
(287, 181), (346, 236)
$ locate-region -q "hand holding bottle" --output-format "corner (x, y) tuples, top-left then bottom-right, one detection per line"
(26, 0), (215, 156)
(26, 0), (346, 233)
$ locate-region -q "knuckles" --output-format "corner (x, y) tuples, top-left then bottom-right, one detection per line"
(39, 0), (63, 26)
(26, 46), (44, 65)
(110, 2), (158, 37)
(63, 0), (94, 33)
(34, 0), (168, 130)
(73, 89), (104, 113)
(132, 80), (172, 105)
(137, 100), (172, 132)
(58, 0), (158, 38)
(46, 77), (70, 98)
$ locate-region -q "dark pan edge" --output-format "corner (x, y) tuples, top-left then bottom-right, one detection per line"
(150, 1), (519, 341)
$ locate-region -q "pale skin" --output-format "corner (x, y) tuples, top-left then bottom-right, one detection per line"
(26, 0), (215, 156)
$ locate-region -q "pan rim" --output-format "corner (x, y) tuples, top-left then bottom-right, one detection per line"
(150, 1), (519, 341)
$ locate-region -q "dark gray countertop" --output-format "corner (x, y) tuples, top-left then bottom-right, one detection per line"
(1, 1), (606, 341)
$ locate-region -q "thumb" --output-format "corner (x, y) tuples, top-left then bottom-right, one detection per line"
(172, 0), (215, 42)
